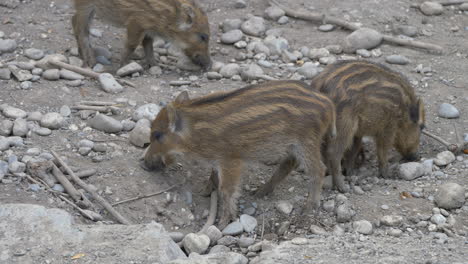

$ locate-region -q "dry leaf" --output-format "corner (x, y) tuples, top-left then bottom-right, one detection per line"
(71, 253), (85, 260)
(399, 191), (413, 199)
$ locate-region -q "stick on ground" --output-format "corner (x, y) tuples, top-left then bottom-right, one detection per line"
(112, 184), (179, 206)
(422, 130), (462, 153)
(270, 0), (443, 52)
(51, 164), (82, 202)
(51, 150), (132, 225)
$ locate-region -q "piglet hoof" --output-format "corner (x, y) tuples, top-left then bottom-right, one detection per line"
(139, 160), (151, 171)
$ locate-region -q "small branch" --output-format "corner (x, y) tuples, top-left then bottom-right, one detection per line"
(270, 0), (443, 52)
(261, 213), (265, 240)
(48, 59), (135, 87)
(71, 105), (112, 112)
(80, 101), (118, 106)
(411, 0), (468, 7)
(112, 184), (179, 206)
(26, 174), (99, 221)
(51, 150), (132, 225)
(422, 130), (462, 153)
(51, 164), (82, 202)
(74, 169), (97, 179)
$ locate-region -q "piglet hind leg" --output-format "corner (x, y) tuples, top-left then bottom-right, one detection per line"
(256, 155), (297, 198)
(72, 7), (96, 67)
(301, 147), (326, 215)
(216, 159), (243, 230)
(120, 20), (145, 67)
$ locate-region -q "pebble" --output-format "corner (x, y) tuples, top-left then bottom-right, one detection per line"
(241, 16), (266, 37)
(430, 214), (446, 225)
(20, 81), (32, 89)
(460, 3), (468, 11)
(203, 225), (222, 245)
(420, 1), (444, 16)
(434, 151), (456, 166)
(98, 73), (123, 93)
(0, 68), (11, 80)
(26, 112), (41, 122)
(12, 119), (28, 137)
(94, 46), (112, 59)
(322, 199), (335, 212)
(243, 207), (256, 215)
(93, 143), (107, 152)
(0, 120), (13, 136)
(0, 39), (17, 53)
(433, 232), (448, 244)
(326, 45), (343, 54)
(353, 220), (373, 235)
(220, 63), (240, 78)
(217, 236), (238, 246)
(2, 106), (27, 119)
(434, 182), (465, 209)
(387, 228), (402, 237)
(437, 103), (459, 119)
(381, 204), (390, 210)
(275, 200), (293, 215)
(35, 127), (52, 136)
(182, 233), (210, 254)
(277, 16), (289, 24)
(343, 28), (383, 53)
(24, 48), (45, 60)
(59, 69), (84, 80)
(42, 69), (61, 80)
(40, 113), (64, 129)
(133, 104), (161, 121)
(169, 232), (185, 243)
(17, 62), (35, 71)
(422, 159), (433, 175)
(116, 62), (143, 77)
(263, 35), (289, 55)
(79, 139), (94, 149)
(318, 24), (335, 32)
(207, 72), (223, 80)
(222, 18), (243, 32)
(59, 105), (71, 117)
(28, 184), (41, 192)
(356, 49), (371, 58)
(234, 40), (247, 49)
(234, 0), (246, 8)
(90, 28), (103, 38)
(310, 225), (327, 235)
(319, 56), (336, 65)
(336, 204), (355, 223)
(264, 6), (285, 20)
(221, 30), (244, 44)
(79, 147), (92, 156)
(240, 214), (257, 233)
(291, 237), (308, 245)
(209, 245), (230, 254)
(240, 63), (264, 80)
(353, 185), (365, 195)
(335, 194), (348, 204)
(308, 48), (330, 59)
(88, 114), (122, 133)
(398, 162), (425, 180)
(9, 161), (26, 173)
(148, 66), (162, 76)
(276, 221), (290, 236)
(385, 55), (410, 65)
(222, 221), (244, 236)
(52, 184), (65, 193)
(381, 215), (403, 227)
(238, 236), (255, 248)
(129, 119), (151, 148)
(393, 25), (418, 37)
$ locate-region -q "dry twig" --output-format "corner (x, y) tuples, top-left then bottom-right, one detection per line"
(270, 0), (443, 52)
(422, 129), (465, 153)
(112, 184), (179, 206)
(51, 150), (132, 225)
(51, 164), (82, 202)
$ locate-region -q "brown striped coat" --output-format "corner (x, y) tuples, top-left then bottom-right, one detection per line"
(143, 80), (336, 228)
(310, 60), (425, 192)
(72, 0), (211, 68)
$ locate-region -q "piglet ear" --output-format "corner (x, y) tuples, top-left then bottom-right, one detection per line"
(166, 104), (184, 132)
(174, 91), (190, 104)
(177, 3), (195, 31)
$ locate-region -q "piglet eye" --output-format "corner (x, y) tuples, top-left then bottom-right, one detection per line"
(199, 33), (208, 42)
(153, 131), (163, 141)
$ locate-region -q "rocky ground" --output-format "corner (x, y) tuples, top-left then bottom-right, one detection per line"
(1, 0), (468, 263)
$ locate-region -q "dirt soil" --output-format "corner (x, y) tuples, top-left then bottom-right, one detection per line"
(1, 0), (467, 263)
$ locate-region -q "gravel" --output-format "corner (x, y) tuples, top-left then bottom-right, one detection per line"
(437, 103), (460, 118)
(40, 113), (64, 129)
(380, 215), (403, 227)
(434, 151), (456, 166)
(222, 221), (244, 236)
(385, 55), (410, 65)
(98, 73), (123, 93)
(434, 182), (465, 209)
(129, 119), (151, 148)
(398, 162), (425, 180)
(221, 30), (244, 44)
(420, 1), (444, 16)
(343, 28), (383, 53)
(88, 114), (123, 133)
(182, 233), (210, 254)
